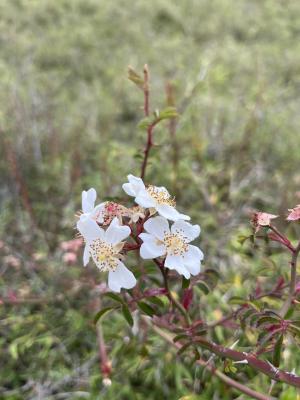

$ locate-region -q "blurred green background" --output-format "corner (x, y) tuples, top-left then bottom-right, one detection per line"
(1, 0), (300, 399)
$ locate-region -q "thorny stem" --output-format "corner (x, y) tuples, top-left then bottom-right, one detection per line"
(143, 64), (149, 117)
(280, 240), (300, 317)
(149, 322), (276, 400)
(140, 64), (155, 181)
(269, 225), (295, 253)
(155, 259), (191, 326)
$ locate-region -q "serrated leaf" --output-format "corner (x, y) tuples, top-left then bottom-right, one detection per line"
(273, 334), (283, 367)
(137, 301), (156, 317)
(121, 304), (133, 327)
(103, 292), (124, 304)
(94, 307), (115, 324)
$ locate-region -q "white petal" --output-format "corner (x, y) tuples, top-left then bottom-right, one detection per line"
(143, 216), (170, 240)
(135, 191), (156, 208)
(128, 175), (145, 191)
(83, 244), (90, 266)
(122, 175), (145, 197)
(171, 220), (200, 242)
(105, 217), (130, 245)
(184, 245), (204, 268)
(82, 188), (97, 213)
(77, 218), (104, 242)
(156, 204), (190, 221)
(185, 261), (201, 276)
(140, 237), (166, 259)
(165, 254), (191, 279)
(122, 183), (136, 196)
(108, 261), (136, 292)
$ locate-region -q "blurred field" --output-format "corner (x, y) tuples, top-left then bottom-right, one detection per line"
(1, 0), (300, 399)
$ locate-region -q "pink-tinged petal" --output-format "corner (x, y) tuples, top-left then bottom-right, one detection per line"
(287, 205), (300, 221)
(77, 217), (104, 243)
(91, 202), (106, 223)
(156, 204), (190, 221)
(108, 261), (136, 292)
(105, 217), (130, 245)
(140, 239), (166, 259)
(144, 216), (170, 239)
(82, 188), (97, 213)
(135, 191), (156, 208)
(251, 212), (278, 232)
(165, 254), (191, 279)
(171, 220), (200, 242)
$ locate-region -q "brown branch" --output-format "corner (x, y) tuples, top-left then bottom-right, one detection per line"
(140, 64), (155, 181)
(149, 322), (276, 400)
(193, 337), (300, 388)
(154, 259), (191, 326)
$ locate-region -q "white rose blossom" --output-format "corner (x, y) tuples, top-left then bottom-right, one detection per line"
(77, 217), (136, 292)
(81, 188), (106, 223)
(139, 216), (203, 279)
(122, 174), (190, 222)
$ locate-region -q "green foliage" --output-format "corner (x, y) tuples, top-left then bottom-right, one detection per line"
(1, 0), (300, 399)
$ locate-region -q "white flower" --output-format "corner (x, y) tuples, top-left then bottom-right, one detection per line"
(81, 188), (106, 223)
(77, 217), (136, 292)
(122, 174), (190, 221)
(139, 216), (203, 279)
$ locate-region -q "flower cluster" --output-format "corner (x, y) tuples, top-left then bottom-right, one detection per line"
(77, 175), (204, 292)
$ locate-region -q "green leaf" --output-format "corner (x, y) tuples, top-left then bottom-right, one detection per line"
(121, 305), (133, 327)
(256, 316), (281, 327)
(284, 307), (295, 319)
(137, 117), (151, 130)
(273, 334), (283, 367)
(103, 292), (124, 304)
(94, 307), (115, 324)
(288, 324), (300, 337)
(177, 342), (193, 356)
(137, 301), (156, 317)
(237, 235), (251, 245)
(128, 66), (144, 90)
(173, 333), (189, 343)
(182, 277), (190, 289)
(197, 281), (210, 295)
(156, 106), (178, 121)
(147, 296), (164, 307)
(229, 296), (245, 305)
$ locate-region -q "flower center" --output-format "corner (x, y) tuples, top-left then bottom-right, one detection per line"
(146, 185), (176, 207)
(163, 233), (188, 256)
(89, 239), (118, 271)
